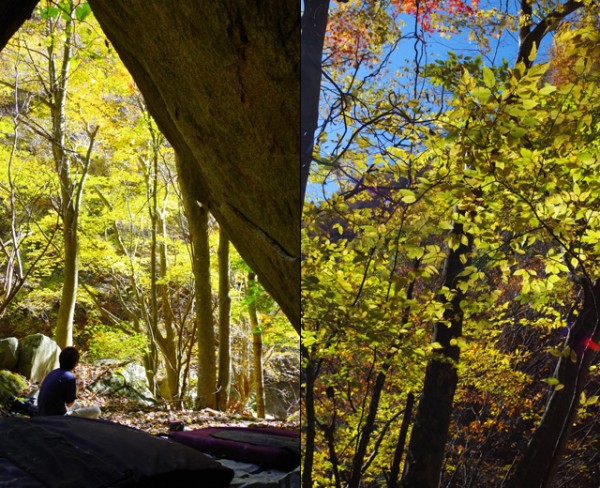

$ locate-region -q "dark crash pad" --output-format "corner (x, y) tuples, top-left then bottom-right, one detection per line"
(0, 416), (234, 487)
(169, 427), (300, 472)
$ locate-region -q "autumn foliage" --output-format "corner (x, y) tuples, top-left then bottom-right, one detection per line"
(305, 1), (600, 486)
(326, 0), (478, 68)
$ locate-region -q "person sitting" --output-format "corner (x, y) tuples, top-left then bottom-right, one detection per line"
(37, 346), (100, 418)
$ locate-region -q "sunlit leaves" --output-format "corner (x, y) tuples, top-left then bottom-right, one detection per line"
(482, 66), (495, 89)
(305, 2), (600, 483)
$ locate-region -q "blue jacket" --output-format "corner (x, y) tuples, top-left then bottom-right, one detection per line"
(37, 368), (77, 416)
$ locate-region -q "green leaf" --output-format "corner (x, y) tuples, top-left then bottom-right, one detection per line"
(450, 336), (468, 349)
(542, 377), (560, 386)
(40, 5), (60, 19)
(75, 3), (92, 21)
(586, 395), (599, 406)
(574, 57), (588, 75)
(406, 245), (425, 260)
(548, 348), (562, 358)
(539, 84), (557, 96)
(471, 87), (492, 102)
(510, 127), (527, 139)
(522, 99), (538, 110)
(401, 193), (417, 204)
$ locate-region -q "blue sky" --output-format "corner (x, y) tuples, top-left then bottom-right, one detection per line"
(305, 2), (561, 203)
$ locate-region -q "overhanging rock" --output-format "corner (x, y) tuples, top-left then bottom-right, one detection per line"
(88, 0), (300, 332)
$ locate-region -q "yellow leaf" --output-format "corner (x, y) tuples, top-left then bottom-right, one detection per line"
(528, 42), (537, 63)
(482, 66), (495, 89)
(401, 193), (417, 204)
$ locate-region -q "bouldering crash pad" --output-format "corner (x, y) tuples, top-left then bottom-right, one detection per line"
(0, 416), (234, 487)
(169, 427), (300, 472)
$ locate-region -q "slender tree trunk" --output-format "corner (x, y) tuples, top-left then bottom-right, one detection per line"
(248, 272), (265, 418)
(56, 210), (78, 348)
(194, 206), (216, 409)
(216, 227), (231, 411)
(301, 344), (317, 488)
(192, 205), (216, 409)
(157, 211), (180, 405)
(300, 0), (329, 458)
(144, 340), (159, 395)
(236, 317), (252, 409)
(178, 154), (216, 409)
(48, 3), (78, 349)
(347, 370), (388, 488)
(402, 219), (473, 488)
(504, 279), (600, 488)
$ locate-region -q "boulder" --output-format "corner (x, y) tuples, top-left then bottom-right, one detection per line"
(0, 337), (18, 371)
(90, 361), (158, 407)
(15, 334), (60, 383)
(88, 1), (300, 331)
(0, 369), (27, 403)
(265, 380), (299, 420)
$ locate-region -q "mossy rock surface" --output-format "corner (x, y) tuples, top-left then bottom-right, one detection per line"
(0, 369), (27, 403)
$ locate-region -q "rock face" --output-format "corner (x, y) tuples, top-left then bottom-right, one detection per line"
(0, 337), (18, 371)
(88, 0), (300, 332)
(15, 334), (60, 383)
(90, 361), (158, 407)
(0, 0), (38, 51)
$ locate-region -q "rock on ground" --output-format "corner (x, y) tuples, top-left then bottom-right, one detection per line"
(15, 334), (60, 383)
(0, 338), (18, 371)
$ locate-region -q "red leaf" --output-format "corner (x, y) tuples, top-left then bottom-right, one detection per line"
(583, 337), (600, 351)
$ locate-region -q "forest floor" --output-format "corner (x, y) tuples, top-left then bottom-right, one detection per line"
(78, 362), (300, 435)
(9, 361), (300, 435)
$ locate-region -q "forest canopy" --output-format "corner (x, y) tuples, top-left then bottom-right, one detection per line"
(302, 0), (600, 486)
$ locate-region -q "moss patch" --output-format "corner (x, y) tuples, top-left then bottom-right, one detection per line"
(0, 369), (27, 402)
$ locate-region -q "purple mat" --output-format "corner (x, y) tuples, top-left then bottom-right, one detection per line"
(169, 426), (300, 471)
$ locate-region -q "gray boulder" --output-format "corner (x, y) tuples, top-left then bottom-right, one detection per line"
(90, 361), (158, 407)
(0, 337), (18, 371)
(15, 334), (60, 383)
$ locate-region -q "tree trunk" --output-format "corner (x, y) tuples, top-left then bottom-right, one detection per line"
(157, 210), (180, 405)
(216, 227), (232, 411)
(141, 124), (182, 405)
(247, 272), (265, 418)
(179, 160), (216, 409)
(301, 344), (317, 488)
(301, 0), (330, 203)
(49, 3), (78, 349)
(234, 317), (253, 410)
(503, 279), (600, 488)
(144, 340), (159, 396)
(389, 393), (415, 488)
(402, 219), (472, 488)
(55, 209), (78, 348)
(193, 205), (216, 410)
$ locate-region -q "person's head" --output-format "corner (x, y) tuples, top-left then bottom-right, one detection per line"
(59, 347), (79, 370)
